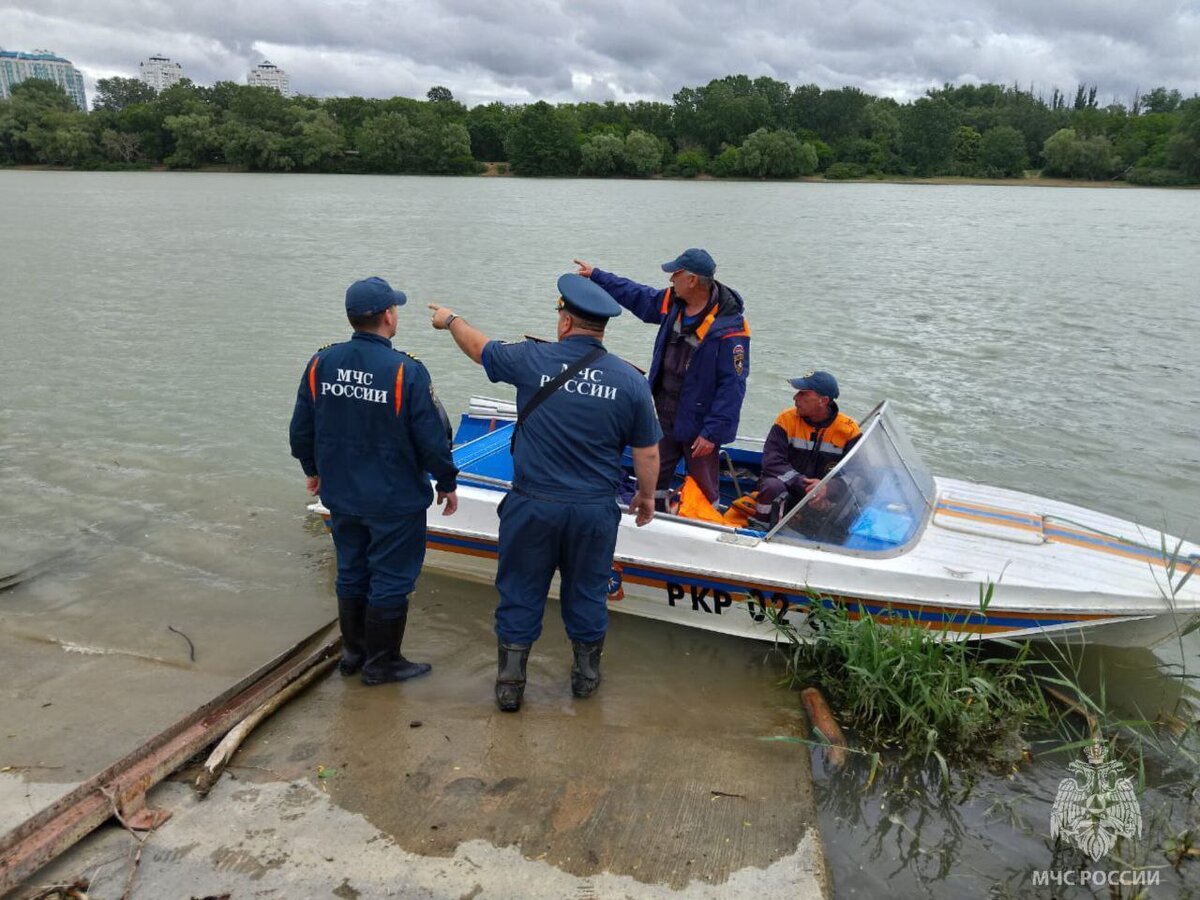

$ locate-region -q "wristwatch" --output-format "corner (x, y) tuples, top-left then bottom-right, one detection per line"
(444, 314), (459, 330)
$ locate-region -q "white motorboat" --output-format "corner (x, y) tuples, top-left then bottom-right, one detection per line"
(310, 397), (1200, 648)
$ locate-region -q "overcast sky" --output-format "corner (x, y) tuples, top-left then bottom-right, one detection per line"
(4, 0), (1198, 108)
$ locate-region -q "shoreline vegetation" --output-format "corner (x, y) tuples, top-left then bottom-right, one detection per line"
(2, 74), (1197, 187)
(7, 160), (1194, 190)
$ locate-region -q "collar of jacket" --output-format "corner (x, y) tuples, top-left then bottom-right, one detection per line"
(350, 331), (393, 347)
(804, 400), (840, 429)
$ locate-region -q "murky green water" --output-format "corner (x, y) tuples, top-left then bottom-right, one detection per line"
(1, 171), (1198, 894)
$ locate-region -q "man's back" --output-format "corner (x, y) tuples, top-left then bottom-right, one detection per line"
(482, 335), (660, 502)
(291, 331), (454, 517)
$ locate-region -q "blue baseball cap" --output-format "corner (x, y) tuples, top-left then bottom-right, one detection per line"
(788, 370), (839, 399)
(661, 248), (716, 278)
(557, 273), (622, 320)
(345, 277), (407, 317)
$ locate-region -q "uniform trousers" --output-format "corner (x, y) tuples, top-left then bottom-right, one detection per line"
(655, 435), (720, 504)
(494, 490), (621, 645)
(755, 475), (807, 520)
(329, 511), (426, 616)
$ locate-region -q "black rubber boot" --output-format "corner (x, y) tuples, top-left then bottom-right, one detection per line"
(336, 596), (367, 676)
(495, 641), (531, 712)
(570, 637), (604, 698)
(360, 607), (432, 686)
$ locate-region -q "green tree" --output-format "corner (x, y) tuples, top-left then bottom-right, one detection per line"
(737, 128), (816, 178)
(672, 148), (707, 177)
(626, 101), (675, 145)
(672, 75), (781, 154)
(1166, 99), (1200, 178)
(979, 125), (1028, 177)
(93, 77), (157, 112)
(579, 132), (623, 175)
(357, 112), (419, 172)
(622, 130), (662, 176)
(291, 108), (345, 169)
(710, 146), (740, 177)
(900, 97), (959, 175)
(862, 101), (902, 171)
(221, 120), (291, 170)
(467, 102), (512, 161)
(26, 108), (95, 164)
(951, 125), (982, 175)
(2, 80), (79, 163)
(1040, 128), (1117, 179)
(324, 96), (379, 138)
(427, 121), (476, 174)
(1140, 87), (1182, 114)
(426, 86), (454, 104)
(505, 102), (580, 176)
(163, 112), (219, 168)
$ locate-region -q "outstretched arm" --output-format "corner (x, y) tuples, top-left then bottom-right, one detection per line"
(429, 305), (488, 364)
(579, 263), (670, 324)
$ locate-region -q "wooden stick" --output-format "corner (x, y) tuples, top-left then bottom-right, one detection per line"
(194, 655), (338, 797)
(800, 687), (847, 769)
(1042, 684), (1099, 736)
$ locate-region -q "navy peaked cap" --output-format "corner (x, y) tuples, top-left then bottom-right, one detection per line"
(346, 276), (407, 316)
(557, 273), (622, 320)
(788, 370), (839, 399)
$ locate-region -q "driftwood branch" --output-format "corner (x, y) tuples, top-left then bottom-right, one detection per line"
(800, 686), (848, 769)
(1042, 684), (1100, 736)
(194, 655), (339, 797)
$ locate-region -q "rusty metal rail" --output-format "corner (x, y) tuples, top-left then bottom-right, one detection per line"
(0, 621), (339, 894)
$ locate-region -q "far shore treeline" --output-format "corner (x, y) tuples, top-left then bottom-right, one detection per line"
(2, 75), (1198, 185)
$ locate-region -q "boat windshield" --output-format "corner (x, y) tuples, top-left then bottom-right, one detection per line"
(764, 400), (936, 556)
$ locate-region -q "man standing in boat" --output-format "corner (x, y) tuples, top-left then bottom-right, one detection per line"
(574, 250), (750, 511)
(289, 276), (459, 687)
(428, 275), (660, 712)
(755, 370), (861, 528)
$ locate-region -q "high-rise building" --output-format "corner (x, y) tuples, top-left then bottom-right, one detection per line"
(140, 54), (184, 92)
(0, 48), (87, 109)
(247, 60), (291, 96)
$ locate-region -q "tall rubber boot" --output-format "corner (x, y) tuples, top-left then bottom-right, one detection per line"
(361, 607), (432, 686)
(495, 641), (531, 712)
(336, 596), (367, 676)
(570, 637), (604, 698)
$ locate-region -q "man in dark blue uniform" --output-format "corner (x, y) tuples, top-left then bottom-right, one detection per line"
(428, 275), (660, 712)
(574, 250), (750, 510)
(290, 276), (458, 687)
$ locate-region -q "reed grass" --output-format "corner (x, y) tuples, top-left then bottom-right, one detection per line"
(773, 586), (1057, 769)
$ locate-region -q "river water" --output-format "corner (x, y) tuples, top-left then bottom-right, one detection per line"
(1, 170), (1198, 896)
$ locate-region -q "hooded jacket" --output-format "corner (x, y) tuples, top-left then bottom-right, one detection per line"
(589, 269), (750, 446)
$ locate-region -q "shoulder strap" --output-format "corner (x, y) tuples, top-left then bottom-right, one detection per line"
(511, 346), (607, 452)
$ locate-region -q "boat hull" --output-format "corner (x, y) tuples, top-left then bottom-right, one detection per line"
(312, 482), (1200, 650)
(306, 399), (1200, 650)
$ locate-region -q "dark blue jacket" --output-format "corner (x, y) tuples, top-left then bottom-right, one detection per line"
(589, 269), (750, 446)
(289, 331), (457, 517)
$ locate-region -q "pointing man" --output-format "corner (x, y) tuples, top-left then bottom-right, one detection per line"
(429, 274), (660, 712)
(575, 250), (749, 510)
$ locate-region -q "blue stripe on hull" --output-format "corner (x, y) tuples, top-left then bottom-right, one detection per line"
(424, 530), (1104, 633)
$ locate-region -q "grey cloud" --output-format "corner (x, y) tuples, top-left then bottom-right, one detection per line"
(2, 0), (1197, 106)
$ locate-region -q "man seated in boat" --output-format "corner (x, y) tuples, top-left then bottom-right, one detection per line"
(750, 371), (862, 529)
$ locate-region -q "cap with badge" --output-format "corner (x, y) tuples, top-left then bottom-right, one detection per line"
(788, 370), (839, 399)
(660, 247), (716, 278)
(346, 276), (407, 317)
(557, 273), (622, 320)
